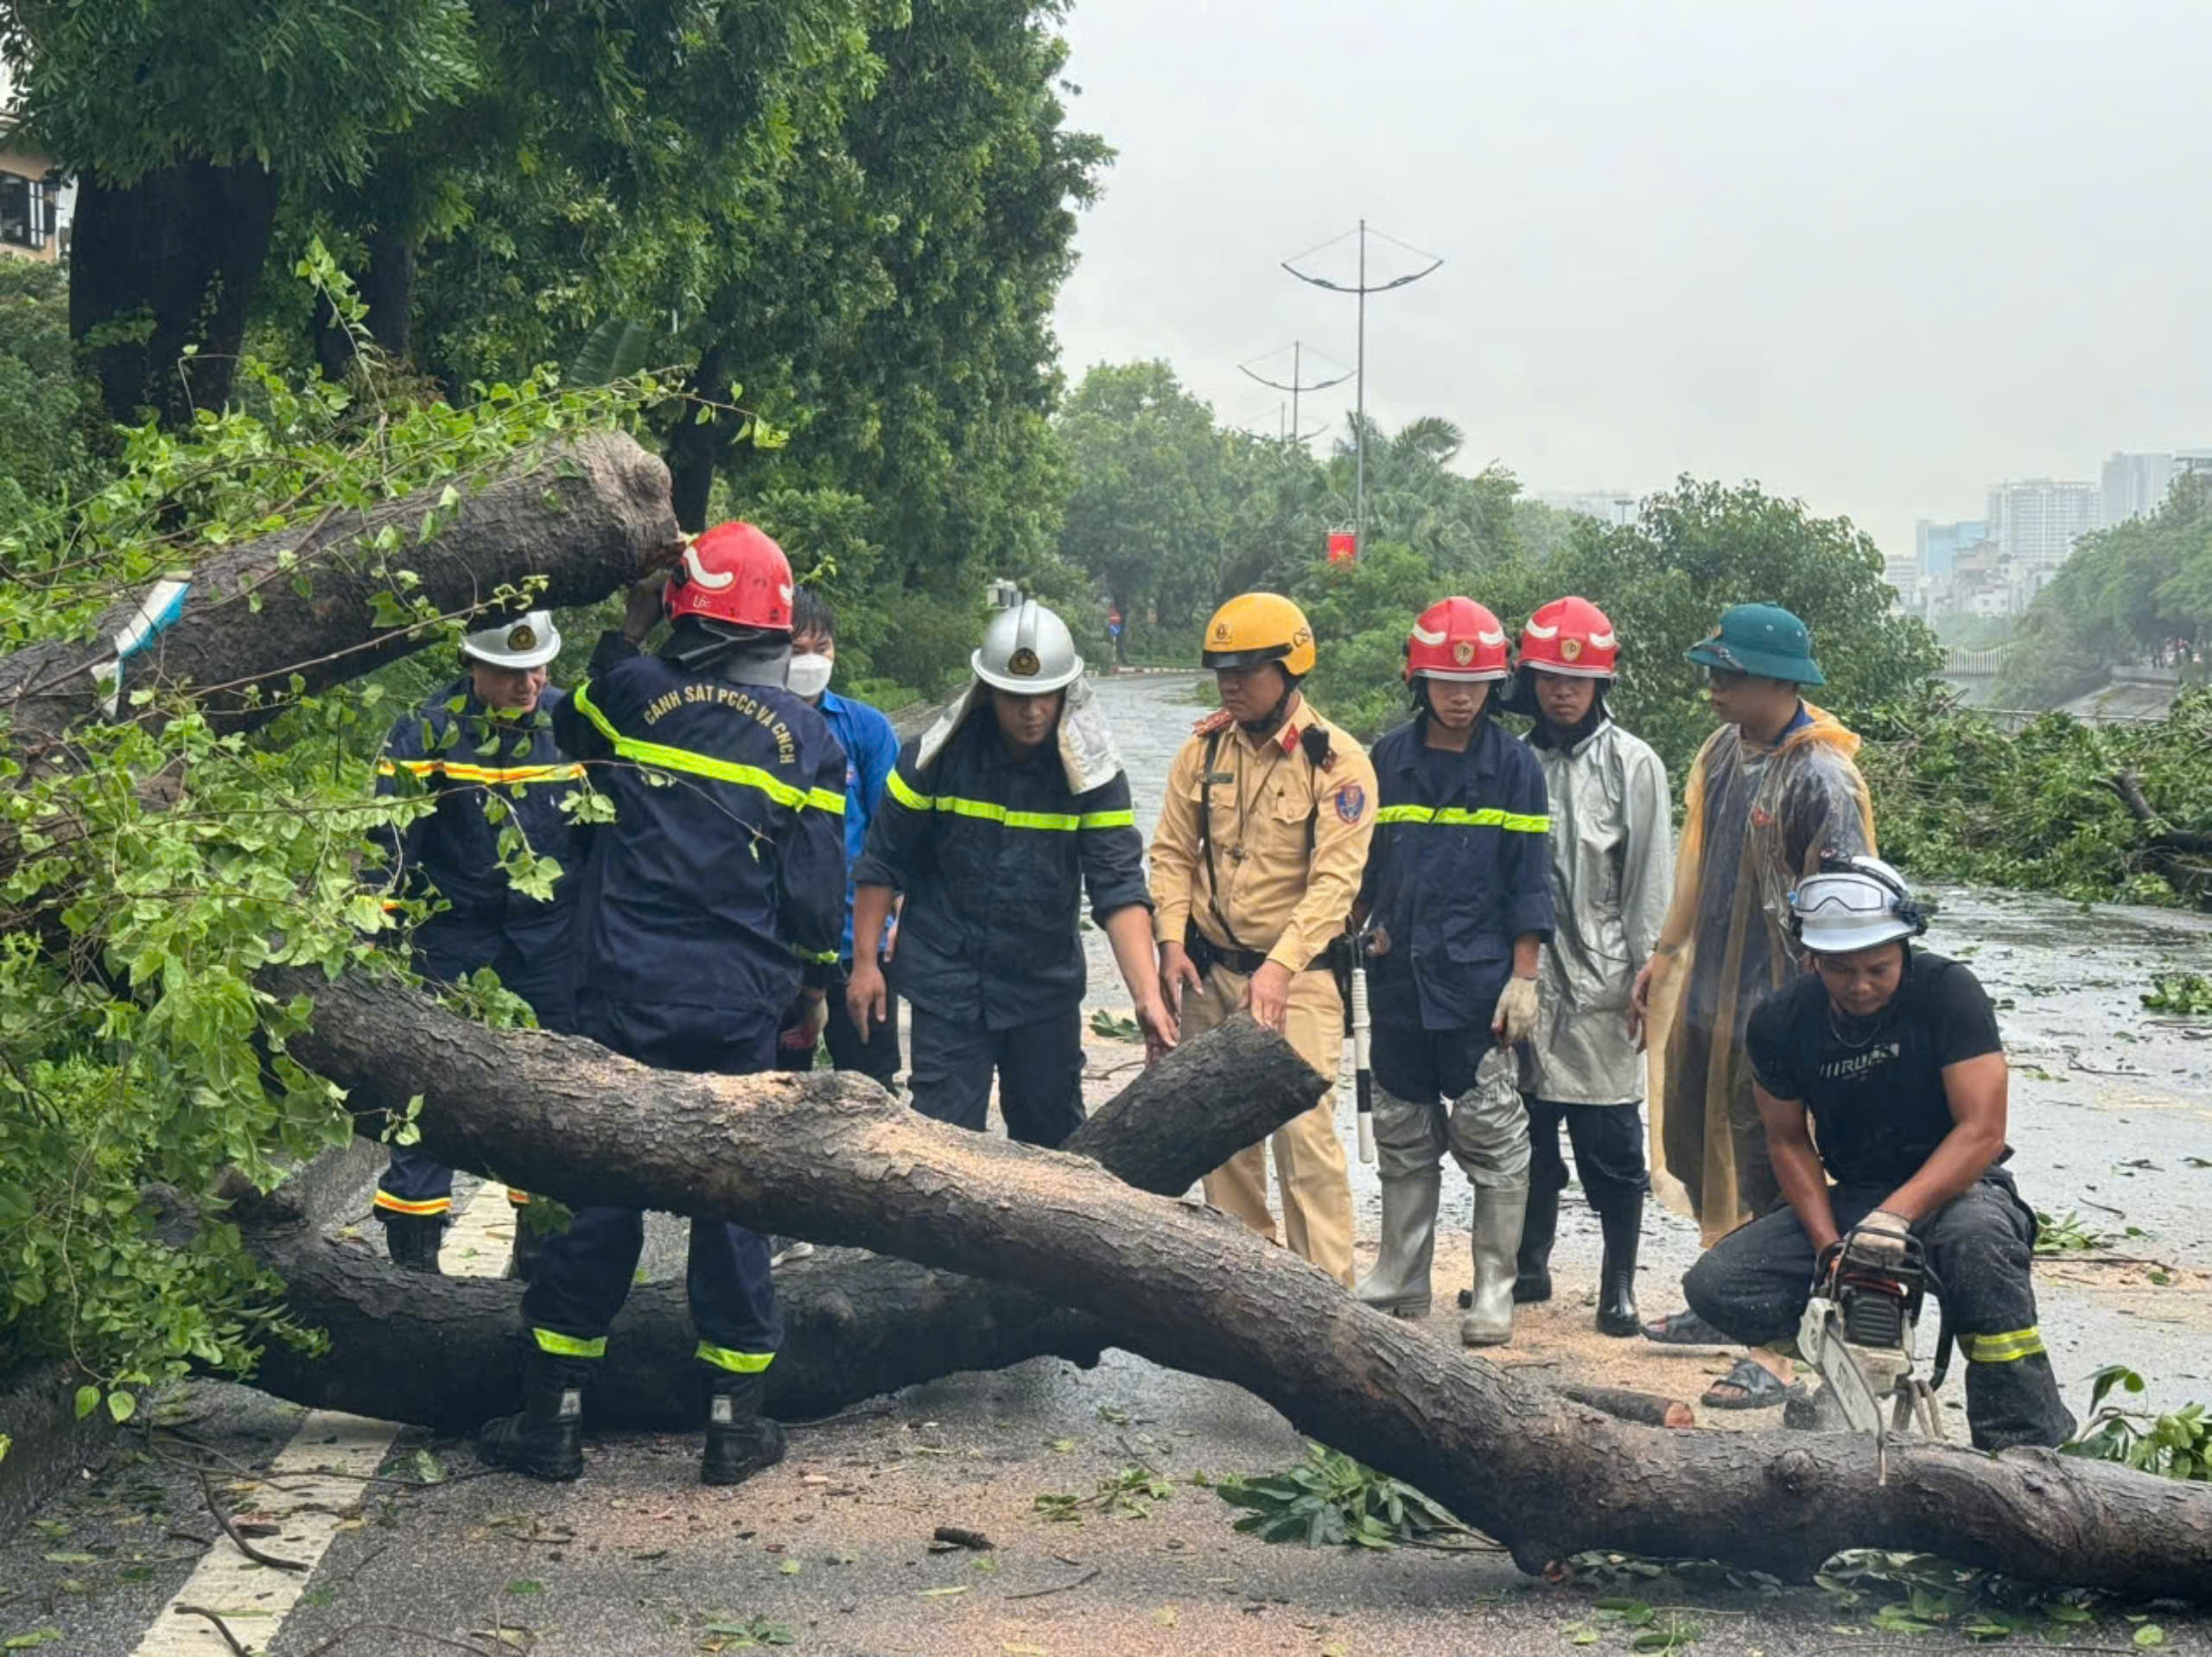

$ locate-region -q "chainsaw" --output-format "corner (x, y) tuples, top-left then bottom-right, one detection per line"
(1796, 1223), (1952, 1478)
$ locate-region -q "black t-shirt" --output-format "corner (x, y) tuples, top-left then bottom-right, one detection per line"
(1745, 950), (2003, 1190)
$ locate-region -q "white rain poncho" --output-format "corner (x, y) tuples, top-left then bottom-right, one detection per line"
(1519, 717), (1675, 1108)
(1643, 705), (1874, 1242)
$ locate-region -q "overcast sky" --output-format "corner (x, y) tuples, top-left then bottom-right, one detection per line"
(1052, 0), (2212, 557)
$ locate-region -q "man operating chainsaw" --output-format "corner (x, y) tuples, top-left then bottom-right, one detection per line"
(1680, 856), (2076, 1451)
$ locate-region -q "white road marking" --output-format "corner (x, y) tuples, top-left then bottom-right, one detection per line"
(130, 1182), (516, 1655)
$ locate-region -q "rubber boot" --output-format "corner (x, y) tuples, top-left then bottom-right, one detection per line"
(383, 1214), (444, 1275)
(1353, 1166), (1441, 1318)
(702, 1372), (788, 1488)
(1460, 1184), (1528, 1349)
(478, 1349), (588, 1482)
(1514, 1179), (1559, 1305)
(1593, 1188), (1643, 1337)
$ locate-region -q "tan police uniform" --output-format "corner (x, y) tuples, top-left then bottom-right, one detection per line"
(1149, 695), (1376, 1286)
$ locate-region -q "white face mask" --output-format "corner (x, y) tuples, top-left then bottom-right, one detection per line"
(785, 651), (834, 699)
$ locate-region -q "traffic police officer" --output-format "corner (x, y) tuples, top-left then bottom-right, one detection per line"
(370, 609), (582, 1276)
(848, 600), (1169, 1146)
(478, 523), (848, 1487)
(1354, 598), (1554, 1346)
(1149, 593), (1373, 1287)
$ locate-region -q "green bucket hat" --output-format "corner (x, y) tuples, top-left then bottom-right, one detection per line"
(1683, 602), (1826, 685)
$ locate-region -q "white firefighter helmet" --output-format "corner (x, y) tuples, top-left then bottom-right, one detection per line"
(1789, 855), (1929, 954)
(461, 610), (562, 670)
(973, 599), (1083, 694)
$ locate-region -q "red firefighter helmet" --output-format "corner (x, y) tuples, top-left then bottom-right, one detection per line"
(1518, 595), (1618, 679)
(1404, 596), (1510, 683)
(663, 521), (795, 632)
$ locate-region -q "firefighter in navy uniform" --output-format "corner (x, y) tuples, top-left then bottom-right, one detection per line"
(1354, 598), (1554, 1347)
(370, 609), (582, 1277)
(477, 522), (848, 1488)
(846, 600), (1171, 1146)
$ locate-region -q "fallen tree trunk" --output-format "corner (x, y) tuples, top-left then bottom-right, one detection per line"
(269, 963), (2212, 1599)
(0, 431), (675, 767)
(238, 1018), (1321, 1429)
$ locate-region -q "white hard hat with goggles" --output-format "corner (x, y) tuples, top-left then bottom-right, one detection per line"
(1788, 854), (1929, 954)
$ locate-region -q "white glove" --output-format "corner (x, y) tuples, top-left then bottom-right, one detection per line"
(1847, 1208), (1914, 1267)
(1492, 974), (1540, 1046)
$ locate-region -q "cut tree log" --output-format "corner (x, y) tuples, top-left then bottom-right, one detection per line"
(236, 1016), (1323, 1430)
(0, 431), (675, 768)
(1555, 1383), (1695, 1431)
(267, 962), (2212, 1599)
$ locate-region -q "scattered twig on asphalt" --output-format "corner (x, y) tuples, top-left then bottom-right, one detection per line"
(198, 1467), (309, 1572)
(174, 1604), (251, 1656)
(2075, 1197), (2128, 1218)
(300, 1622), (512, 1657)
(330, 1542), (391, 1587)
(932, 1525), (995, 1551)
(1003, 1566), (1102, 1601)
(785, 1400), (899, 1432)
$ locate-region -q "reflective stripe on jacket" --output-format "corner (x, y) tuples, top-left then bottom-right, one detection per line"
(854, 704), (1149, 1030)
(552, 632), (847, 1019)
(1361, 714), (1554, 1033)
(372, 677), (585, 965)
(1520, 718), (1673, 1106)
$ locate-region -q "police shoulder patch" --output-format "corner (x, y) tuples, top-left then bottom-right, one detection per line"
(1192, 707), (1236, 736)
(1334, 782), (1366, 823)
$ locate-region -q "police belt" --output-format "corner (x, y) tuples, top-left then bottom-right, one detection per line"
(1183, 921), (1338, 979)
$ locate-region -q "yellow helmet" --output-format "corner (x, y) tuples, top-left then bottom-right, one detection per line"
(1201, 592), (1316, 676)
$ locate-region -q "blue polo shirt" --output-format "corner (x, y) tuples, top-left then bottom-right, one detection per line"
(817, 688), (900, 959)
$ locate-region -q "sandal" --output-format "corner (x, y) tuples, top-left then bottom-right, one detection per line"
(1700, 1355), (1803, 1411)
(1641, 1306), (1728, 1345)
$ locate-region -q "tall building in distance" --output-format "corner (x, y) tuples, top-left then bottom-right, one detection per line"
(2101, 452), (2177, 526)
(1913, 518), (1989, 579)
(1984, 479), (2100, 585)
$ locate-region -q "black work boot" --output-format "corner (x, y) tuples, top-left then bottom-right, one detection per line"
(1514, 1181), (1560, 1305)
(479, 1350), (588, 1482)
(702, 1372), (787, 1489)
(383, 1214), (445, 1275)
(1594, 1189), (1644, 1337)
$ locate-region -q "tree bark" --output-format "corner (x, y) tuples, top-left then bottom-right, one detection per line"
(265, 963), (2212, 1600)
(664, 342), (732, 533)
(234, 1018), (1321, 1431)
(0, 432), (677, 769)
(68, 158), (283, 427)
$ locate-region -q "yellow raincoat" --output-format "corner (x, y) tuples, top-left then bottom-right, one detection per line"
(1643, 705), (1874, 1242)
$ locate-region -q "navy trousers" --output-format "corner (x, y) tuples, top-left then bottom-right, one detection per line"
(906, 1004), (1084, 1148)
(518, 996), (782, 1373)
(378, 938), (575, 1222)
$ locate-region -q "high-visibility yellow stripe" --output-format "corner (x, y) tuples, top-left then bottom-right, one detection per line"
(1959, 1326), (2046, 1363)
(373, 1193), (452, 1216)
(377, 758), (585, 785)
(570, 682), (842, 815)
(695, 1342), (776, 1374)
(793, 945), (840, 965)
(533, 1328), (607, 1360)
(1374, 804), (1550, 833)
(881, 778), (1122, 834)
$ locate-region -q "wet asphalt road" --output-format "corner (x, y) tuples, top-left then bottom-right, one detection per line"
(6, 672), (2211, 1654)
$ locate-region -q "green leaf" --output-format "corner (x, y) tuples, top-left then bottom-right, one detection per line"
(73, 1387), (99, 1421)
(2135, 1627), (2167, 1647)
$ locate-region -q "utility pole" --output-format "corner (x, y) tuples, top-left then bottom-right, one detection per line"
(1282, 220), (1443, 556)
(1236, 340), (1350, 450)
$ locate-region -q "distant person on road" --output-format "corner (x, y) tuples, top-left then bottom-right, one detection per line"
(1633, 603), (1874, 1410)
(849, 600), (1172, 1147)
(1503, 597), (1672, 1337)
(1148, 593), (1375, 1287)
(1681, 857), (2076, 1449)
(1352, 598), (1552, 1347)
